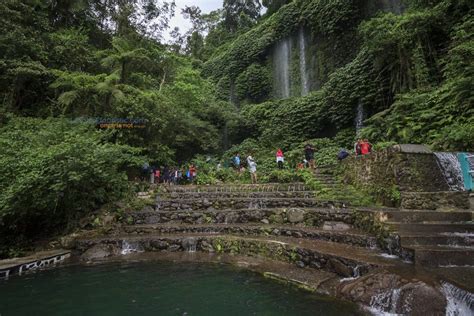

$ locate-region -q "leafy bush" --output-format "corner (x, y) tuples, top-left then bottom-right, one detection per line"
(0, 117), (141, 257)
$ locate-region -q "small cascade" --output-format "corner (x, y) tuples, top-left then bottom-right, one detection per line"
(182, 237), (197, 253)
(434, 153), (465, 191)
(379, 0), (404, 14)
(121, 241), (143, 255)
(273, 38), (291, 99)
(441, 282), (474, 316)
(354, 101), (366, 135)
(298, 27), (310, 96)
(368, 288), (401, 314)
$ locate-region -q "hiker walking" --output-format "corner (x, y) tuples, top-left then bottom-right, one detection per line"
(247, 155), (257, 184)
(304, 144), (316, 169)
(276, 149), (284, 169)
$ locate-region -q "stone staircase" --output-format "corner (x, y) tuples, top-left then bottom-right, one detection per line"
(358, 208), (474, 267)
(77, 183), (402, 278)
(312, 165), (366, 204)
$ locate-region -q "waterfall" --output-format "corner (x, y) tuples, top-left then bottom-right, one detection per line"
(298, 27), (310, 96)
(379, 0), (404, 14)
(368, 288), (401, 314)
(182, 237), (197, 252)
(273, 38), (291, 99)
(441, 282), (474, 316)
(434, 153), (465, 191)
(355, 102), (366, 135)
(121, 240), (143, 255)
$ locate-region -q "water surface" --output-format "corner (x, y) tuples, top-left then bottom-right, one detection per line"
(0, 261), (362, 315)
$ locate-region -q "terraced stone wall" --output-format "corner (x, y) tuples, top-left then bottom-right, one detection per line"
(342, 145), (449, 206)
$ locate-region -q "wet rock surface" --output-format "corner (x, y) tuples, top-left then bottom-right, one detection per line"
(80, 244), (120, 261)
(338, 270), (447, 315)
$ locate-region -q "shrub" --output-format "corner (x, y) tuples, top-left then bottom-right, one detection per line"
(0, 117), (141, 257)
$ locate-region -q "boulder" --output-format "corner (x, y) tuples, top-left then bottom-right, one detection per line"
(59, 233), (79, 249)
(337, 270), (447, 315)
(181, 237), (197, 251)
(81, 244), (119, 261)
(329, 258), (353, 277)
(287, 208), (305, 223)
(395, 282), (446, 315)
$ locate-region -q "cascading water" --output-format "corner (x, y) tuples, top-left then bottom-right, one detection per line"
(273, 38), (291, 99)
(298, 27), (310, 96)
(368, 288), (401, 314)
(379, 0), (404, 14)
(441, 282), (474, 316)
(434, 153), (465, 191)
(121, 241), (143, 255)
(354, 102), (366, 135)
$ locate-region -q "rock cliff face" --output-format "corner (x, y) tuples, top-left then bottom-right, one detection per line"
(342, 145), (451, 206)
(338, 270), (447, 315)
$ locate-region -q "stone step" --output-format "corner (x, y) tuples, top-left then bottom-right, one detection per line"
(359, 209), (473, 223)
(160, 183), (307, 193)
(404, 245), (474, 267)
(161, 191), (317, 199)
(118, 223), (377, 248)
(75, 234), (400, 277)
(387, 222), (474, 234)
(156, 197), (350, 211)
(400, 233), (474, 248)
(129, 207), (354, 226)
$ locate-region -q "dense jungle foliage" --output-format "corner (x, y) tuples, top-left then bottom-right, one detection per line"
(0, 0), (472, 256)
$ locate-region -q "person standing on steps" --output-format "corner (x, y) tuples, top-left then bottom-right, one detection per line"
(189, 164), (197, 183)
(276, 148), (284, 169)
(304, 144), (316, 169)
(233, 153), (241, 172)
(154, 168), (161, 183)
(354, 139), (362, 156)
(142, 162), (150, 181)
(360, 139), (372, 155)
(247, 155), (257, 184)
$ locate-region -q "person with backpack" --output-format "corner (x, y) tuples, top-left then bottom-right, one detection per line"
(304, 144), (316, 169)
(276, 149), (284, 169)
(247, 155), (257, 184)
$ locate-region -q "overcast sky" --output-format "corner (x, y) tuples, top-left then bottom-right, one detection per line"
(165, 0), (223, 42)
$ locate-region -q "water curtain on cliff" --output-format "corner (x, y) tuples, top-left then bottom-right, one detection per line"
(273, 38), (291, 99)
(434, 153), (465, 191)
(299, 27), (310, 96)
(355, 101), (366, 135)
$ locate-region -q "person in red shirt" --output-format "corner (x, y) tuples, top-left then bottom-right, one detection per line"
(360, 139), (372, 155)
(276, 149), (284, 169)
(154, 168), (161, 183)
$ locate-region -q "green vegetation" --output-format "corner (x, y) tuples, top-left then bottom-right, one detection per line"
(0, 0), (472, 256)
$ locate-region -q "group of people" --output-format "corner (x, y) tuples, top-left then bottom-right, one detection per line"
(354, 139), (373, 156)
(337, 139), (373, 161)
(231, 144), (318, 184)
(142, 139), (373, 185)
(141, 163), (197, 185)
(232, 154), (258, 183)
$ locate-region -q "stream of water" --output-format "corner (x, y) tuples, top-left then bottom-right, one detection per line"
(0, 261), (362, 315)
(434, 153), (465, 191)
